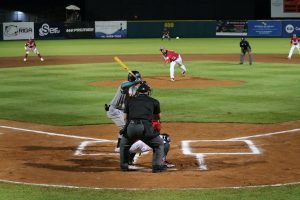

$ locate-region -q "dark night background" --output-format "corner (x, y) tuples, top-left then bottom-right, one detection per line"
(1, 0), (271, 21)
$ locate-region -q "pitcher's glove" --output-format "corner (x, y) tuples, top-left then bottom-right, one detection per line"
(104, 104), (110, 111)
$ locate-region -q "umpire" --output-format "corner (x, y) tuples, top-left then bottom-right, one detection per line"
(240, 37), (253, 65)
(119, 82), (166, 173)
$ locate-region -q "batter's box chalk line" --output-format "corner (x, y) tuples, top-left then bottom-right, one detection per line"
(181, 128), (300, 171)
(1, 124), (299, 172)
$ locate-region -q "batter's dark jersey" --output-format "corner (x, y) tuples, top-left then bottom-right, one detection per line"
(124, 94), (160, 121)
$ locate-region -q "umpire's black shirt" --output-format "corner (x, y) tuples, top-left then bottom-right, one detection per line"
(124, 94), (160, 121)
(240, 40), (251, 50)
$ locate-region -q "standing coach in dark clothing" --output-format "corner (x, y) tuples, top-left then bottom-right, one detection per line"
(119, 82), (166, 173)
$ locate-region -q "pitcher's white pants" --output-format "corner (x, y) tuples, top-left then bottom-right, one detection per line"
(170, 55), (186, 79)
(288, 44), (300, 59)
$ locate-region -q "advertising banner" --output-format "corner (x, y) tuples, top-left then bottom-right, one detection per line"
(216, 20), (247, 36)
(95, 21), (127, 38)
(65, 22), (95, 39)
(35, 22), (64, 39)
(3, 22), (34, 40)
(282, 20), (300, 37)
(247, 20), (282, 37)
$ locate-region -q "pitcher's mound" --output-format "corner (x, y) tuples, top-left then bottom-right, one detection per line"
(90, 76), (243, 89)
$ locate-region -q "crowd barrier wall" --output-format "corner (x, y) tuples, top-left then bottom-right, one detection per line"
(1, 20), (300, 40)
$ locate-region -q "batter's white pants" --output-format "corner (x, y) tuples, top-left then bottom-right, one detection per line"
(170, 55), (187, 79)
(106, 106), (125, 139)
(288, 44), (300, 58)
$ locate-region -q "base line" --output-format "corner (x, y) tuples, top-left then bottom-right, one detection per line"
(0, 125), (107, 141)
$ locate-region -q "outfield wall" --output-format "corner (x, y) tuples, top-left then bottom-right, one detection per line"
(127, 21), (216, 38)
(1, 20), (300, 40)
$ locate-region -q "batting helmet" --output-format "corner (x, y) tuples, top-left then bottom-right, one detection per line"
(128, 70), (141, 82)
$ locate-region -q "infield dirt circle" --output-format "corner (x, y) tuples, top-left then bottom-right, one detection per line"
(0, 54), (300, 189)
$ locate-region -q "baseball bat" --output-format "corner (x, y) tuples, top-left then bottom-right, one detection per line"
(113, 56), (136, 77)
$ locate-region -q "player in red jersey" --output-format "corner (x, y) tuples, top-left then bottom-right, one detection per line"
(24, 38), (44, 62)
(288, 34), (300, 59)
(160, 46), (187, 81)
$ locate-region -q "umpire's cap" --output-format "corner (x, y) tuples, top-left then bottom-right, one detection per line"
(137, 82), (151, 93)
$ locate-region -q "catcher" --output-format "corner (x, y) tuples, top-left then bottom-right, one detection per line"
(24, 38), (44, 62)
(128, 119), (175, 168)
(239, 37), (252, 65)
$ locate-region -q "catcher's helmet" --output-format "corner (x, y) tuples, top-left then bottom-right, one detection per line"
(137, 82), (151, 93)
(128, 70), (141, 82)
(160, 133), (171, 144)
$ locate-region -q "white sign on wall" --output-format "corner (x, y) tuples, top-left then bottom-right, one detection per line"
(3, 22), (34, 40)
(95, 21), (127, 38)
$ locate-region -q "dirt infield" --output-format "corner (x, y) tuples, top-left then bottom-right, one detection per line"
(0, 119), (300, 189)
(1, 53), (300, 68)
(0, 54), (300, 189)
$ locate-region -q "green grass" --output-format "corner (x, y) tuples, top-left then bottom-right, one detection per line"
(0, 38), (291, 57)
(0, 38), (300, 199)
(0, 182), (300, 200)
(0, 60), (299, 125)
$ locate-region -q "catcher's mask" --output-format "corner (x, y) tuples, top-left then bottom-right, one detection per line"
(160, 133), (171, 144)
(128, 70), (141, 82)
(137, 82), (151, 95)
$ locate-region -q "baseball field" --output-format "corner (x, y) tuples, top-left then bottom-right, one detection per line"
(0, 38), (300, 199)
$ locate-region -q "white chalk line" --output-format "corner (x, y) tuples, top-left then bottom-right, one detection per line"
(0, 124), (173, 170)
(0, 124), (300, 189)
(228, 128), (300, 141)
(0, 178), (299, 191)
(0, 125), (111, 142)
(74, 140), (118, 156)
(181, 128), (300, 171)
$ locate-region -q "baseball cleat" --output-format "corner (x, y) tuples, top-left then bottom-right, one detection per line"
(163, 160), (175, 168)
(114, 147), (120, 153)
(182, 71), (186, 76)
(170, 78), (175, 82)
(152, 165), (167, 173)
